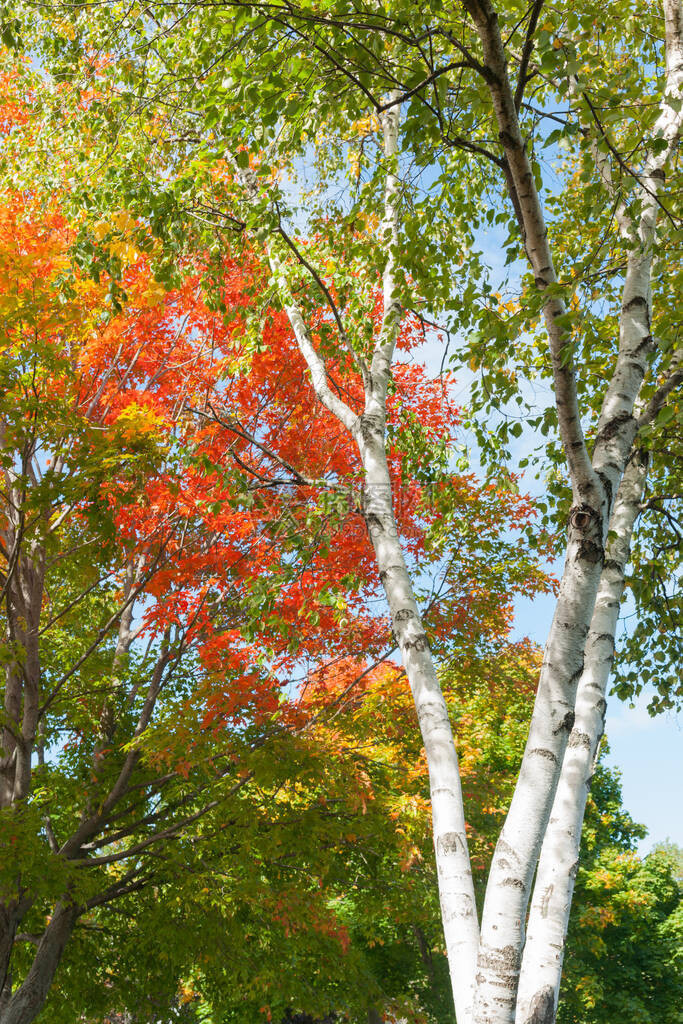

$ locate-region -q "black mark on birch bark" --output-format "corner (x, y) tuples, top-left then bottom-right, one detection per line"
(360, 414), (383, 444)
(378, 565), (403, 582)
(596, 471), (613, 510)
(525, 985), (555, 1024)
(569, 665), (584, 686)
(595, 411), (636, 445)
(436, 831), (466, 857)
(403, 633), (429, 652)
(568, 730), (591, 750)
(365, 512), (384, 534)
(576, 538), (604, 565)
(553, 710), (575, 735)
(634, 334), (655, 355)
(477, 943), (521, 991)
(530, 748), (558, 764)
(497, 838), (521, 863)
(623, 295), (648, 312)
(502, 876), (524, 889)
(540, 883), (554, 919)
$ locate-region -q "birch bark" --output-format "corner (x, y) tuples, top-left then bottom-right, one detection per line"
(514, 451), (649, 1024)
(244, 99), (480, 1022)
(358, 106), (479, 1021)
(460, 3), (683, 1021)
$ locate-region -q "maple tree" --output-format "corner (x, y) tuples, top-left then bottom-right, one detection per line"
(32, 647), (543, 1024)
(49, 654), (681, 1024)
(0, 56), (557, 1024)
(25, 3), (677, 1022)
(2, 0), (682, 1018)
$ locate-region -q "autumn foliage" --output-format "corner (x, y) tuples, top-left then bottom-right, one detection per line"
(0, 62), (559, 1024)
(1, 157), (549, 734)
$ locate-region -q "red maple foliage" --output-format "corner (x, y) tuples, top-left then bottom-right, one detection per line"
(1, 64), (549, 757)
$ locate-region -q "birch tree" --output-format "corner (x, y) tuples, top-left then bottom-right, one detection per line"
(7, 1), (683, 1022)
(0, 58), (553, 1021)
(244, 18), (683, 1012)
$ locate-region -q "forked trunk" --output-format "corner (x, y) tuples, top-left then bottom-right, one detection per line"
(515, 452), (649, 1023)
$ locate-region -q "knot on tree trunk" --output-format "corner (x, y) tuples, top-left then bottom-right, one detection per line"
(569, 504), (597, 531)
(568, 504), (604, 565)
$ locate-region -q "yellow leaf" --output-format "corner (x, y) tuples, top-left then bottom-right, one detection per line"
(93, 220), (109, 241)
(114, 402), (164, 440)
(142, 281), (166, 308)
(111, 209), (137, 234)
(109, 240), (139, 265)
(56, 20), (76, 40)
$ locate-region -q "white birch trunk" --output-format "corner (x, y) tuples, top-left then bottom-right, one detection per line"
(471, 527), (605, 1024)
(462, 3), (683, 1019)
(360, 440), (479, 1020)
(514, 452), (648, 1024)
(245, 98), (480, 1023)
(362, 102), (479, 1023)
(234, 4), (682, 1018)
